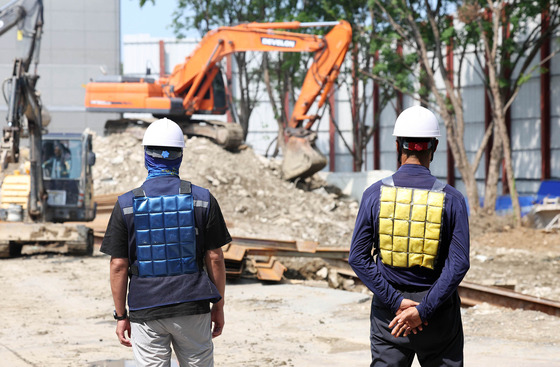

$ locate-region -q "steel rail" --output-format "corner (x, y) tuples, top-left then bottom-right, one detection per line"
(90, 206), (560, 317)
(458, 281), (560, 317)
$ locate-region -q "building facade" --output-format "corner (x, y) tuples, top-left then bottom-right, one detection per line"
(0, 0), (120, 135)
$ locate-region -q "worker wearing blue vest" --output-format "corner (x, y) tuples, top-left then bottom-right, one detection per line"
(101, 118), (230, 367)
(349, 106), (470, 366)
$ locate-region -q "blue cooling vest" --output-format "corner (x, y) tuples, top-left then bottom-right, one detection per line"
(132, 180), (198, 277)
(118, 176), (222, 311)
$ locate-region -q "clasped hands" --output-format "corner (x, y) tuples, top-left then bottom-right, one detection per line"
(388, 298), (428, 338)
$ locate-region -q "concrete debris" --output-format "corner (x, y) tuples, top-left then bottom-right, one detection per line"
(92, 131), (359, 248)
(327, 269), (340, 288)
(316, 267), (328, 279)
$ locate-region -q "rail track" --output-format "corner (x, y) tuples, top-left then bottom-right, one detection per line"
(92, 194), (560, 317)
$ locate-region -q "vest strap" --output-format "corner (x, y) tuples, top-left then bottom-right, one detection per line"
(382, 175), (446, 191)
(132, 181), (191, 197)
(431, 179), (446, 191)
(382, 176), (394, 186)
(180, 180), (192, 194)
(129, 265), (139, 276)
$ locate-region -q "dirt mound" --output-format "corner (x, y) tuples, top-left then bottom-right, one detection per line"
(92, 131), (560, 301)
(92, 132), (359, 247)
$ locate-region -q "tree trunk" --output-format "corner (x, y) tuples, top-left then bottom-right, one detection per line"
(234, 53), (251, 140)
(456, 160), (480, 214)
(483, 131), (503, 215)
(499, 125), (522, 223)
(262, 54), (285, 156)
(438, 112), (481, 214)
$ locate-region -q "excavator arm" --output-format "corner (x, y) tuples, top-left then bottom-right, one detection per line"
(86, 20), (352, 180)
(164, 20), (351, 131)
(0, 0), (47, 219)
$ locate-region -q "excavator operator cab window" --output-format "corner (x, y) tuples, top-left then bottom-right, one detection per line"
(42, 139), (81, 180)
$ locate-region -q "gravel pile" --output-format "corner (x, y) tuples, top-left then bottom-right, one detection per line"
(92, 131), (359, 247)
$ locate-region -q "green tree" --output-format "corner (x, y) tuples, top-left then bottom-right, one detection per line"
(366, 0), (559, 223)
(300, 1), (399, 171)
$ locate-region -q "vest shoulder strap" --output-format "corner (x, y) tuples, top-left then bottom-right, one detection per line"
(382, 176), (394, 186)
(132, 180), (191, 198)
(180, 180), (192, 194)
(431, 179), (446, 191)
(132, 187), (145, 197)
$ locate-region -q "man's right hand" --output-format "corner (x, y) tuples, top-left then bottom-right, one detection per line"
(397, 298), (419, 314)
(391, 298), (427, 337)
(116, 319), (132, 347)
(211, 303), (225, 338)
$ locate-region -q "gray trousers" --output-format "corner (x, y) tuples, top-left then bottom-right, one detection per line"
(131, 313), (214, 367)
(370, 290), (464, 367)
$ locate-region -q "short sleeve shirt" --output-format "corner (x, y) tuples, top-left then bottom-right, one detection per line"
(100, 192), (231, 322)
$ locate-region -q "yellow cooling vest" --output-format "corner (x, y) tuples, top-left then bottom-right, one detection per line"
(378, 183), (445, 270)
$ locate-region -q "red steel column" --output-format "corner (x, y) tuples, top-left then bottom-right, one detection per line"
(541, 6), (551, 180)
(501, 11), (512, 195)
(446, 17), (456, 187)
(329, 92), (336, 172)
(396, 43), (404, 170)
(159, 40), (166, 77)
(484, 9), (493, 183)
(351, 43), (359, 171)
(373, 50), (380, 170)
(484, 80), (492, 181)
(225, 55), (234, 123)
(396, 43), (403, 114)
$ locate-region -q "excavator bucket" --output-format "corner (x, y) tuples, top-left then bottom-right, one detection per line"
(281, 133), (327, 181)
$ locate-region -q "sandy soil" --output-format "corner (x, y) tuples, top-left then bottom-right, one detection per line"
(0, 247), (559, 367)
(1, 133), (559, 366)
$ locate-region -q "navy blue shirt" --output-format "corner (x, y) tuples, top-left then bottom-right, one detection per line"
(348, 164), (470, 321)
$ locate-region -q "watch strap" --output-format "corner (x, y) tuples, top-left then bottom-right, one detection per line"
(113, 309), (128, 320)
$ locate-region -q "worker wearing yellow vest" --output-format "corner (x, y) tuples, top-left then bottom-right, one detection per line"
(349, 106), (470, 366)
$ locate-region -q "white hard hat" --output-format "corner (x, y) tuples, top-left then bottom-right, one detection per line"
(142, 118), (185, 148)
(392, 106), (441, 138)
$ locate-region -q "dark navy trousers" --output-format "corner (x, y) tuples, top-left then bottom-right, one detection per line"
(370, 290), (464, 367)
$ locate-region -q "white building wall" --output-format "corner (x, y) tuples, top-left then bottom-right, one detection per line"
(0, 0), (120, 135)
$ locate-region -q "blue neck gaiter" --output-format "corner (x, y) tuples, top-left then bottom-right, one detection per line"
(145, 152), (182, 180)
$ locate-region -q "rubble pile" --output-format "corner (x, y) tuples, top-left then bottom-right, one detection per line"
(93, 132), (359, 248)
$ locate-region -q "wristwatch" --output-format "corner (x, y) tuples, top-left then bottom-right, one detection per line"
(113, 310), (128, 320)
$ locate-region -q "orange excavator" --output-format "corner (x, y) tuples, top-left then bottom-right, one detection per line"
(85, 20), (352, 180)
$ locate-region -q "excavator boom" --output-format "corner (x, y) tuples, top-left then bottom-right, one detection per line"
(85, 20), (352, 180)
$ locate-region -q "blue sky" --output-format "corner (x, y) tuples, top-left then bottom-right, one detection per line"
(120, 0), (187, 38)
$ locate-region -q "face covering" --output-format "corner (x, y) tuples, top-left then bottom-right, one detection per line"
(144, 151), (182, 180)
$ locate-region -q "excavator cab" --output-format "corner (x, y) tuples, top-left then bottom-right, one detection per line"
(0, 131), (97, 257)
(41, 132), (96, 222)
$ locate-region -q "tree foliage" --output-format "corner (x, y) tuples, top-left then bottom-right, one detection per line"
(364, 0), (560, 222)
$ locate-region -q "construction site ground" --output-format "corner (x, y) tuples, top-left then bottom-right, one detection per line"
(1, 132), (559, 366)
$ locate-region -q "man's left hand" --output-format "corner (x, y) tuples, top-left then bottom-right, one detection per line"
(389, 306), (425, 338)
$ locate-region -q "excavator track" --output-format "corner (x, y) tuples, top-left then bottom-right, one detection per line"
(0, 223), (93, 258)
(181, 119), (244, 151)
(105, 118), (245, 151)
